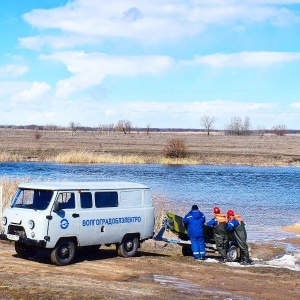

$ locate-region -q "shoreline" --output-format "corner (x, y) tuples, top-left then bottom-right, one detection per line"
(1, 151), (299, 167)
(282, 223), (300, 234)
(0, 129), (299, 167)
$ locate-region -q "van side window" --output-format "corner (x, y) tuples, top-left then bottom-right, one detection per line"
(80, 192), (93, 209)
(120, 190), (142, 207)
(57, 192), (75, 209)
(95, 192), (118, 208)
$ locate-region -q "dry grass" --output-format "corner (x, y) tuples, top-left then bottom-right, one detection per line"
(0, 177), (22, 209)
(0, 152), (23, 162)
(0, 178), (26, 230)
(0, 128), (300, 166)
(51, 151), (149, 164)
(51, 150), (202, 165)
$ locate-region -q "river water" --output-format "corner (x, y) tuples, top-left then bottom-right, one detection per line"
(1, 162), (299, 242)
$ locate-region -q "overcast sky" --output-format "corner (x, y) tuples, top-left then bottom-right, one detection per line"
(1, 0), (300, 129)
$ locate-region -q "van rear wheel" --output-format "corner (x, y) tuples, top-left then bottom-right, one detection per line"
(182, 246), (192, 256)
(51, 241), (76, 266)
(226, 243), (240, 262)
(117, 236), (139, 257)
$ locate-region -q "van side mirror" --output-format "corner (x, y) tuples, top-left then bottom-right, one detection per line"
(52, 201), (61, 213)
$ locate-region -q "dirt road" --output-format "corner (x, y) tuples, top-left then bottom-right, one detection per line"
(0, 239), (299, 300)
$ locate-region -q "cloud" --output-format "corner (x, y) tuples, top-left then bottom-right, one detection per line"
(19, 35), (99, 51)
(20, 0), (300, 49)
(289, 102), (300, 108)
(40, 51), (173, 98)
(74, 99), (278, 126)
(182, 52), (300, 67)
(0, 64), (29, 78)
(10, 81), (51, 102)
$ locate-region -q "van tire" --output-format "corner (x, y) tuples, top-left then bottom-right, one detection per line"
(50, 241), (76, 266)
(15, 242), (37, 259)
(226, 243), (240, 262)
(117, 236), (139, 257)
(182, 246), (192, 256)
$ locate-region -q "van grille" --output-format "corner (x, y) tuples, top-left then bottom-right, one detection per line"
(8, 225), (27, 238)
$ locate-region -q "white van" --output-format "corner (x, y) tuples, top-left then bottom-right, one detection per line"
(0, 181), (155, 266)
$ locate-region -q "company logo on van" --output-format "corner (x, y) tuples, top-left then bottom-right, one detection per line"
(82, 216), (142, 227)
(60, 218), (69, 229)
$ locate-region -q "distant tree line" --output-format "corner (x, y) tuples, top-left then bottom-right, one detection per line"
(0, 117), (296, 136)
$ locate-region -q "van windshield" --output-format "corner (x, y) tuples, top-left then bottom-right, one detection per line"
(12, 189), (53, 210)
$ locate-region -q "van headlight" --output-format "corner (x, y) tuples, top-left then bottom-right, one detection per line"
(28, 220), (35, 229)
(2, 217), (7, 226)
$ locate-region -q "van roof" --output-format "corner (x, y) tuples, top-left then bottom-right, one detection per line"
(18, 181), (149, 191)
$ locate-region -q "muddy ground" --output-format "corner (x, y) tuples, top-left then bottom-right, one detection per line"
(0, 238), (299, 300)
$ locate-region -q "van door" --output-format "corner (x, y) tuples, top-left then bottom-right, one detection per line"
(77, 191), (95, 246)
(93, 191), (122, 245)
(47, 191), (80, 248)
(120, 190), (145, 238)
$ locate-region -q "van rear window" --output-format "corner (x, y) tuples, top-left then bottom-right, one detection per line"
(120, 190), (142, 207)
(95, 192), (118, 208)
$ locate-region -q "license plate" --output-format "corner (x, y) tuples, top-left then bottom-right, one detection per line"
(7, 234), (20, 241)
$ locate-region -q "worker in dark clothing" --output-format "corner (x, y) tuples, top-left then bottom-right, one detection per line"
(226, 209), (253, 264)
(206, 206), (228, 262)
(183, 204), (206, 260)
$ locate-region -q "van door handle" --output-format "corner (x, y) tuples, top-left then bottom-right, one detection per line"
(72, 213), (80, 218)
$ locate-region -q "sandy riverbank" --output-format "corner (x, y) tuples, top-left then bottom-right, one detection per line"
(282, 222), (300, 234)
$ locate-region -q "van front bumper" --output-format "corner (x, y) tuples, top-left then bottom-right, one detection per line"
(0, 233), (46, 248)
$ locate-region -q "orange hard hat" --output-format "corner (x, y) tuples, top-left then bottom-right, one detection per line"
(227, 209), (235, 217)
(213, 206), (220, 214)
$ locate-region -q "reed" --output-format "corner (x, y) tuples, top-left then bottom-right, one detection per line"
(50, 150), (200, 165)
(159, 157), (199, 165)
(0, 152), (23, 162)
(0, 177), (31, 210)
(50, 151), (148, 164)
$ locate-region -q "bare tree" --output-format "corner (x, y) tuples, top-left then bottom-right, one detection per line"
(124, 120), (132, 134)
(225, 116), (251, 136)
(241, 116), (251, 135)
(201, 115), (215, 136)
(98, 123), (104, 135)
(108, 123), (114, 135)
(116, 119), (132, 134)
(45, 124), (58, 131)
(99, 123), (114, 135)
(272, 124), (287, 136)
(69, 121), (80, 136)
(146, 124), (151, 135)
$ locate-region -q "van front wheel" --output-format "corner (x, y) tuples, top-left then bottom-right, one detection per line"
(51, 241), (76, 266)
(117, 236), (139, 257)
(15, 242), (37, 258)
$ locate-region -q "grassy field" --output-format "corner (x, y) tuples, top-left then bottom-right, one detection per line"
(0, 128), (299, 166)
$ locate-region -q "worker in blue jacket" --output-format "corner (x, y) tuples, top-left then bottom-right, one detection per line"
(183, 205), (206, 260)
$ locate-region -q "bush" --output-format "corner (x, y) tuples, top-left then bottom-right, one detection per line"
(272, 125), (287, 136)
(163, 138), (187, 158)
(34, 131), (42, 140)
